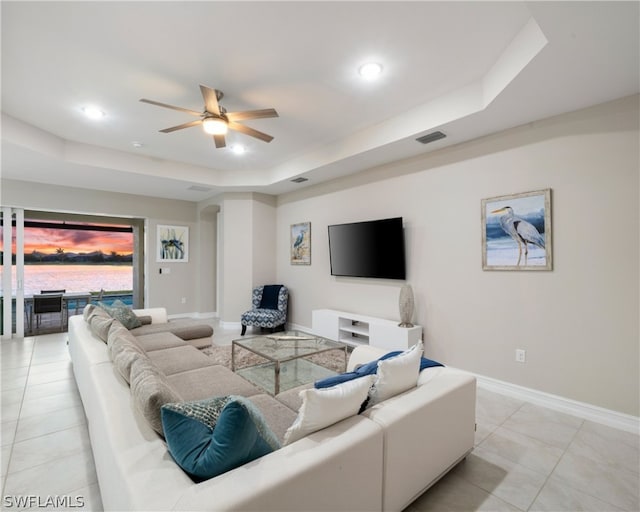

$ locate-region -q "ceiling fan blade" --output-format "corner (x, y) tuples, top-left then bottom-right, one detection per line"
(226, 109), (279, 122)
(139, 98), (201, 117)
(213, 134), (226, 148)
(159, 119), (202, 133)
(200, 85), (221, 115)
(228, 121), (274, 143)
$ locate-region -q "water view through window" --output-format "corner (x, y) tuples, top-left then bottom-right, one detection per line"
(2, 218), (133, 298)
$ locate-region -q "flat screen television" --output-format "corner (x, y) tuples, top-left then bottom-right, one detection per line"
(328, 217), (406, 280)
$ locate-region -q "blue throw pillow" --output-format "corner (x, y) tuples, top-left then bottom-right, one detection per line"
(98, 299), (142, 330)
(259, 285), (282, 310)
(315, 351), (443, 389)
(161, 396), (280, 482)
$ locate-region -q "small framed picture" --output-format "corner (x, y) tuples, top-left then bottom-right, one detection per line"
(290, 222), (311, 265)
(157, 225), (189, 262)
(481, 189), (552, 271)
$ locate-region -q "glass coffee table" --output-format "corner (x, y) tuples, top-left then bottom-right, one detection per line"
(232, 331), (348, 395)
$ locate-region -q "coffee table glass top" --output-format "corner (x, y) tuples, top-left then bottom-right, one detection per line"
(233, 331), (343, 361)
(232, 331), (347, 395)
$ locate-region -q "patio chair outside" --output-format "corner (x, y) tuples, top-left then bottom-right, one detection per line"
(32, 293), (65, 332)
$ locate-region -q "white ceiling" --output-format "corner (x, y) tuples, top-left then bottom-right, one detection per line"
(2, 1), (638, 202)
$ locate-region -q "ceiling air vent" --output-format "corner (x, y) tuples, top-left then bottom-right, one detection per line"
(188, 185), (212, 192)
(291, 177), (309, 184)
(416, 131), (446, 145)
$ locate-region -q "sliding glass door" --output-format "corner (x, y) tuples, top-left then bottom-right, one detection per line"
(1, 207), (25, 339)
(1, 208), (144, 339)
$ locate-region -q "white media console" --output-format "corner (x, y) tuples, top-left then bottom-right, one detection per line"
(312, 309), (422, 351)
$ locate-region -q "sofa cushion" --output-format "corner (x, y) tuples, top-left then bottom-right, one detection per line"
(108, 325), (147, 384)
(107, 322), (142, 355)
(87, 305), (110, 321)
(129, 357), (181, 436)
(275, 383), (313, 412)
(89, 314), (115, 343)
(368, 341), (423, 406)
(246, 394), (298, 445)
(137, 315), (153, 325)
(283, 375), (375, 446)
(135, 332), (186, 352)
(129, 320), (213, 341)
(83, 303), (96, 321)
(147, 345), (215, 376)
(166, 365), (261, 402)
(161, 396), (280, 481)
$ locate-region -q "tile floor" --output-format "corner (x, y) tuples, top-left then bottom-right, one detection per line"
(1, 325), (639, 512)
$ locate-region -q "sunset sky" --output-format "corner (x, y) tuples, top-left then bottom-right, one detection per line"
(9, 227), (133, 255)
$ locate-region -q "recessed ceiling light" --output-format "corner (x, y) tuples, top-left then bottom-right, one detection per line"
(231, 144), (245, 155)
(131, 141), (144, 148)
(81, 105), (106, 120)
(358, 62), (383, 80)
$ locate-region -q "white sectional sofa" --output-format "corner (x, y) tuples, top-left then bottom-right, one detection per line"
(68, 307), (476, 511)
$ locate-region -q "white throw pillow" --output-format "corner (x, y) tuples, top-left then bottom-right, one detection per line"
(283, 375), (375, 446)
(368, 341), (423, 406)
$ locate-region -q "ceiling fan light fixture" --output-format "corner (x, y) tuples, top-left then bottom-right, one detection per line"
(202, 117), (228, 135)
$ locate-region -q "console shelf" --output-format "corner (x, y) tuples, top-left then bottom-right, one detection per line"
(312, 309), (422, 350)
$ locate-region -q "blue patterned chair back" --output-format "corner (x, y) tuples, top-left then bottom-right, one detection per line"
(241, 285), (289, 335)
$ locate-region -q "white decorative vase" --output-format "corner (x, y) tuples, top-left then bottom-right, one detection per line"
(398, 284), (414, 328)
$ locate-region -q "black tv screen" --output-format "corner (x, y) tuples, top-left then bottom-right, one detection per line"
(328, 217), (406, 280)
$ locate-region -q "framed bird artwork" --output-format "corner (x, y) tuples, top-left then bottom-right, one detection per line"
(290, 222), (311, 265)
(481, 189), (552, 270)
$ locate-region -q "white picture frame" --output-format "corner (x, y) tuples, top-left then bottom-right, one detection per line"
(157, 225), (189, 262)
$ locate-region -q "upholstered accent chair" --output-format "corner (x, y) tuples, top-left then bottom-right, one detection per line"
(240, 285), (288, 336)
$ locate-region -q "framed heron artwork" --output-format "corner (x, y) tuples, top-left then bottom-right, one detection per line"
(157, 225), (189, 262)
(290, 222), (311, 265)
(481, 189), (552, 271)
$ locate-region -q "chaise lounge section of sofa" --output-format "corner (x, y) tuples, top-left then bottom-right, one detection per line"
(68, 306), (476, 511)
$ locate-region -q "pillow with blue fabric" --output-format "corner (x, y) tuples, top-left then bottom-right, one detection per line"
(161, 396), (280, 482)
(259, 285), (282, 310)
(368, 341), (423, 405)
(98, 299), (142, 330)
(315, 350), (443, 389)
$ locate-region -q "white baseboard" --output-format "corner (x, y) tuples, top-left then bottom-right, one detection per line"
(167, 311), (198, 320)
(193, 311), (217, 319)
(228, 322), (313, 333)
(224, 321), (638, 434)
(220, 321), (242, 330)
(167, 311), (217, 320)
(475, 373), (639, 434)
(287, 322), (310, 332)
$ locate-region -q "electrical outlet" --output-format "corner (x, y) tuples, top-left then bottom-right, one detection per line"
(515, 349), (526, 363)
(181, 297), (186, 304)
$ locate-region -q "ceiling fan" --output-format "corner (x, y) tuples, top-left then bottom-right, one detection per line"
(140, 84), (278, 149)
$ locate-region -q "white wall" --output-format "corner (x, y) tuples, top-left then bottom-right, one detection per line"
(214, 193), (277, 324)
(218, 195), (253, 323)
(0, 180), (212, 315)
(197, 206), (218, 314)
(251, 194), (277, 288)
(276, 95), (639, 416)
